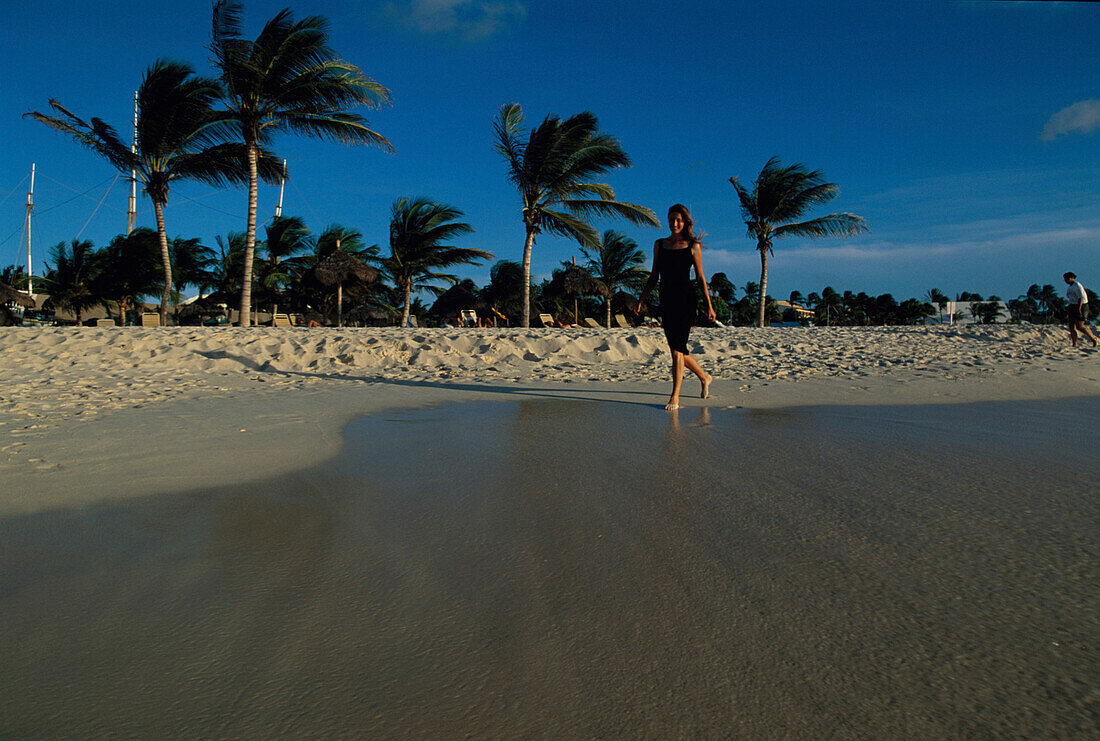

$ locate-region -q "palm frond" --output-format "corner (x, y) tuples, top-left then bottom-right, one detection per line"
(560, 198), (659, 227)
(772, 213), (869, 240)
(539, 209), (600, 248)
(492, 102), (526, 172)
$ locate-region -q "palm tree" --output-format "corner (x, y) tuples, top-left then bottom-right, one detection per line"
(480, 260), (526, 322)
(730, 157), (868, 327)
(383, 197), (488, 328)
(580, 230), (648, 327)
(210, 0), (393, 327)
(27, 60), (256, 325)
(94, 229), (162, 325)
(924, 288), (949, 324)
(260, 215), (311, 315)
(41, 240), (102, 324)
(492, 102), (659, 327)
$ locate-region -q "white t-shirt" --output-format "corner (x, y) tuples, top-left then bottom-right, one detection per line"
(1067, 281), (1087, 305)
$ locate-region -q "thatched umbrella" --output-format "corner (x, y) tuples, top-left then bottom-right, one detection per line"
(313, 246), (378, 327)
(0, 282), (35, 308)
(177, 296), (227, 325)
(546, 264), (609, 324)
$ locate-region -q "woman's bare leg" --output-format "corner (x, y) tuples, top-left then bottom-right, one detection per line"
(683, 354), (712, 399)
(1075, 320), (1098, 347)
(1069, 321), (1079, 347)
(667, 350), (685, 410)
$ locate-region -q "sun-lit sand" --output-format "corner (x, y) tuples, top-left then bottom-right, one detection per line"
(1, 324), (1097, 514)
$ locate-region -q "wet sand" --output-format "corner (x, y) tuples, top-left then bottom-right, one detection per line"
(1, 398), (1098, 737)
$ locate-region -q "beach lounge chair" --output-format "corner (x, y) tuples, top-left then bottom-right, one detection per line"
(273, 313), (292, 327)
(583, 317), (601, 328)
(614, 314), (632, 328)
(95, 318), (116, 327)
(140, 312), (161, 327)
(538, 313), (556, 327)
(460, 309), (478, 328)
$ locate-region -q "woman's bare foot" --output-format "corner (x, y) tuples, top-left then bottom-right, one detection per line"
(665, 398), (680, 411)
(700, 373), (712, 399)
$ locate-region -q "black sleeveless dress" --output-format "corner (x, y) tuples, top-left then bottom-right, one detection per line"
(657, 242), (696, 354)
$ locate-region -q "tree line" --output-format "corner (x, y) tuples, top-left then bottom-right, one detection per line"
(14, 1), (882, 329)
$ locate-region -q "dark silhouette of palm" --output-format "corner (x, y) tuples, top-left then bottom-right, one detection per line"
(383, 197), (488, 328)
(210, 0), (393, 326)
(730, 157), (867, 327)
(27, 60), (257, 324)
(41, 240), (101, 324)
(492, 102), (658, 327)
(580, 230), (648, 327)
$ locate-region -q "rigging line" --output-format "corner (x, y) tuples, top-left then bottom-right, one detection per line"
(0, 173), (29, 209)
(289, 179), (322, 227)
(40, 172), (127, 214)
(0, 218), (27, 251)
(174, 191), (243, 219)
(74, 174), (120, 240)
(36, 175), (117, 216)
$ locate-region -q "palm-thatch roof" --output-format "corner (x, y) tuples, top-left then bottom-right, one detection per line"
(611, 290), (639, 313)
(314, 251), (378, 287)
(546, 265), (609, 298)
(0, 282), (35, 308)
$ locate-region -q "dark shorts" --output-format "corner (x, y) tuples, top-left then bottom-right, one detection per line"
(1068, 305), (1087, 323)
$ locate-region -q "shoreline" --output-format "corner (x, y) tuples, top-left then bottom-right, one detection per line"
(1, 325), (1097, 516)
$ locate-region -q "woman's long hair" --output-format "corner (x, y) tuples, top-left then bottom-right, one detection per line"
(668, 203), (702, 247)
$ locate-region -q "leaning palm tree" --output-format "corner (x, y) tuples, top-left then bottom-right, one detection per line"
(26, 60), (258, 325)
(210, 0), (393, 327)
(580, 230), (648, 327)
(383, 197), (489, 328)
(492, 102), (659, 327)
(730, 157), (868, 327)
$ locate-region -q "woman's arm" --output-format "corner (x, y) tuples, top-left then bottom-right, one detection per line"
(692, 241), (716, 321)
(635, 241), (661, 314)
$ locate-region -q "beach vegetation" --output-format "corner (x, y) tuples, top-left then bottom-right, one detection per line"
(95, 229), (164, 325)
(492, 102), (659, 328)
(580, 230), (649, 327)
(40, 240), (102, 324)
(729, 157), (868, 327)
(209, 0), (393, 327)
(480, 260), (527, 322)
(26, 60), (263, 326)
(383, 197), (488, 329)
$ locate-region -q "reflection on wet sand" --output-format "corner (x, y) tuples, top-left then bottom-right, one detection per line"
(1, 399), (1097, 737)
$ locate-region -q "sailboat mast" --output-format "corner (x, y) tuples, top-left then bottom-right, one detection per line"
(127, 90), (138, 234)
(25, 163), (35, 294)
(274, 159), (286, 220)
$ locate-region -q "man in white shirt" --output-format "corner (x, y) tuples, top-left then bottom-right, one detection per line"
(1063, 272), (1097, 348)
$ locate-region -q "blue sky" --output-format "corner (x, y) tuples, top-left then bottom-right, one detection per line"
(2, 0), (1098, 302)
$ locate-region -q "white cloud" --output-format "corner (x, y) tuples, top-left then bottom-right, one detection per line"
(1041, 99), (1100, 141)
(706, 226), (1100, 267)
(380, 0), (526, 41)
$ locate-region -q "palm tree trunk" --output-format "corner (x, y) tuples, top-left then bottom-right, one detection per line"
(153, 200), (172, 327)
(400, 281), (412, 328)
(521, 228), (536, 328)
(238, 144), (259, 327)
(757, 248), (769, 328)
(606, 297), (612, 328)
(336, 282), (343, 328)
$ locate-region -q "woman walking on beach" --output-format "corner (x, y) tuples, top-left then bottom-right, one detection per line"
(1064, 271), (1098, 348)
(637, 204), (716, 410)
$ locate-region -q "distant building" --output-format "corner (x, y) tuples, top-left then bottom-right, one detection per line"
(926, 300), (1009, 325)
(773, 301), (815, 320)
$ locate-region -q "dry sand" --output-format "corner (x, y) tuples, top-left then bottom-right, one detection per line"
(0, 324), (1097, 514)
